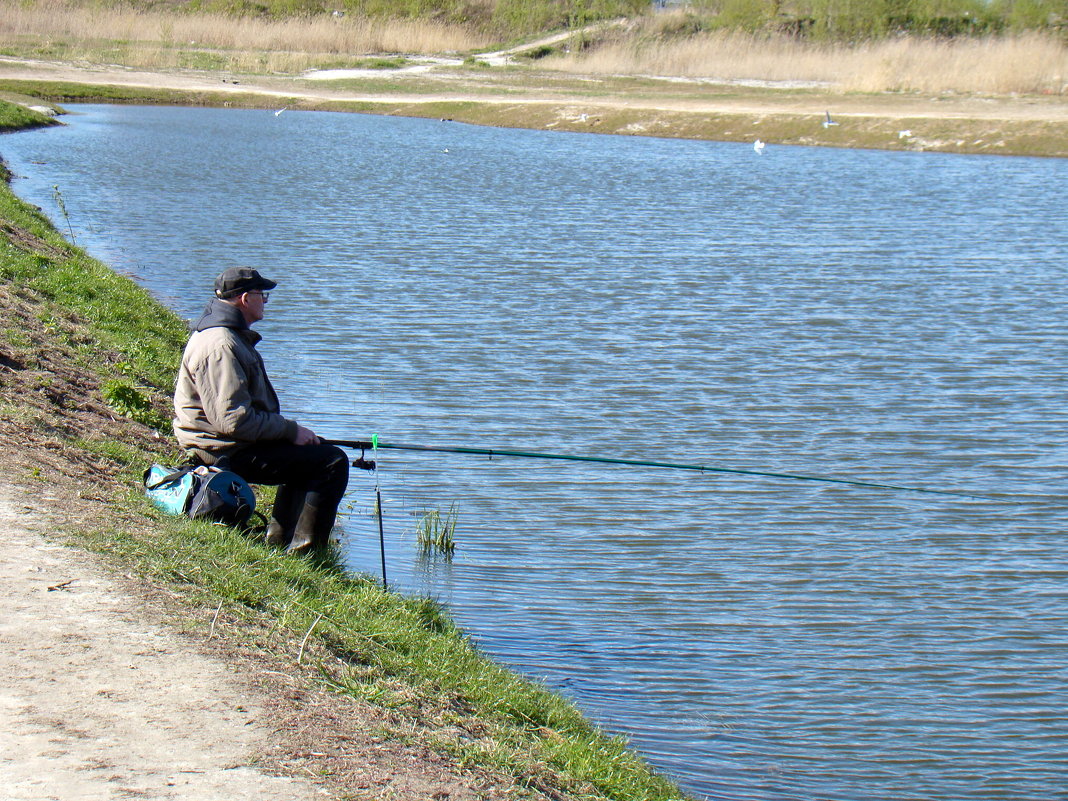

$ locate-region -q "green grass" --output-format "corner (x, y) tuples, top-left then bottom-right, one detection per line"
(0, 96), (57, 131)
(0, 78), (302, 110)
(0, 96), (686, 800)
(0, 162), (185, 392)
(88, 504), (681, 798)
(0, 218), (187, 394)
(351, 56), (414, 69)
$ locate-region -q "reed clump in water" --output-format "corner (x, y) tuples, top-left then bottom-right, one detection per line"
(416, 504), (457, 557)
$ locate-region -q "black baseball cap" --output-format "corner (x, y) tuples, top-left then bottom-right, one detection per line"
(214, 267), (277, 298)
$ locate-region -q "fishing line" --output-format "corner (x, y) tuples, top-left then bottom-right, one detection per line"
(325, 437), (998, 501)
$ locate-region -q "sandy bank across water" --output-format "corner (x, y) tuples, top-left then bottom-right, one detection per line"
(1, 55), (1065, 157)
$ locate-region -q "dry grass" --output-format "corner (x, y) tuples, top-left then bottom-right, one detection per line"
(843, 33), (1068, 94)
(545, 23), (1068, 95)
(4, 2), (1064, 94)
(0, 0), (493, 71)
(546, 29), (844, 84)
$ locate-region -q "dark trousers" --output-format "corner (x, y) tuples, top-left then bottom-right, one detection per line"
(224, 443), (350, 544)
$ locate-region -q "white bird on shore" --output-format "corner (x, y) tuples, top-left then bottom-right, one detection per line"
(898, 129), (912, 139)
(823, 110), (839, 128)
(753, 139), (766, 155)
(274, 107), (288, 117)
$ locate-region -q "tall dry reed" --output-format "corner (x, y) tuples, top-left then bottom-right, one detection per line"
(0, 0), (493, 61)
(843, 33), (1068, 94)
(545, 26), (1068, 95)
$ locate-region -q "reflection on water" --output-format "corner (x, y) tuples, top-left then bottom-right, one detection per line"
(3, 104), (1068, 800)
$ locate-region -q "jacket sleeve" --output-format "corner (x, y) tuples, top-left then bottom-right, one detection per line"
(194, 339), (299, 443)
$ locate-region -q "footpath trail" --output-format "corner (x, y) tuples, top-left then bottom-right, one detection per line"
(0, 482), (331, 801)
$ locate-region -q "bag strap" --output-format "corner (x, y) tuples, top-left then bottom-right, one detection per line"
(242, 510), (269, 535)
(143, 463), (198, 490)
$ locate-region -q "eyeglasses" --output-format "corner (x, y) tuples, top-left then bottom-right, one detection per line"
(247, 291), (269, 302)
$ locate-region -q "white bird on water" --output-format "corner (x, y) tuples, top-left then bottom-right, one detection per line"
(823, 110), (839, 128)
(753, 139), (766, 155)
(274, 107), (288, 117)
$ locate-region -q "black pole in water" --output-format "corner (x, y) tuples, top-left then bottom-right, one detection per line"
(375, 487), (387, 589)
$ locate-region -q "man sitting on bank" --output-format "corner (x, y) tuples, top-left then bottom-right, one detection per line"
(173, 267), (349, 554)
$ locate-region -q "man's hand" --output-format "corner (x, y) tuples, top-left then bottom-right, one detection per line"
(293, 424), (320, 446)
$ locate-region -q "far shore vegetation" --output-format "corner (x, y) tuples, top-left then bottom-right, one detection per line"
(544, 24), (1067, 95)
(0, 96), (687, 799)
(1, 1), (1065, 96)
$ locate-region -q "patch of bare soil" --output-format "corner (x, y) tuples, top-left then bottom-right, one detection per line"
(0, 269), (547, 800)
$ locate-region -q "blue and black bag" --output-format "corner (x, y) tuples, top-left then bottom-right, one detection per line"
(144, 463), (260, 528)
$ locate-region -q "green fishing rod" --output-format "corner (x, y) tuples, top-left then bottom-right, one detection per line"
(323, 436), (993, 501)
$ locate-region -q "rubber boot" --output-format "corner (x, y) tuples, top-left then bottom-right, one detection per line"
(286, 501), (322, 555)
(266, 486), (306, 548)
(286, 493), (338, 555)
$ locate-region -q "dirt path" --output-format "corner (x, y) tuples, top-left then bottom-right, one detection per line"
(0, 482), (331, 801)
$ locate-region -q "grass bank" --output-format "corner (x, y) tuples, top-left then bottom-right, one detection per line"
(0, 98), (686, 800)
(0, 96), (60, 131)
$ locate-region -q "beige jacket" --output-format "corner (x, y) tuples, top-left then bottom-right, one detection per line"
(172, 299), (298, 456)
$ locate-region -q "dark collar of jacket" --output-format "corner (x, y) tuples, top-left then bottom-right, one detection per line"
(192, 297), (262, 345)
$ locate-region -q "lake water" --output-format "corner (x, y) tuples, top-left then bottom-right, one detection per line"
(3, 104), (1067, 800)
